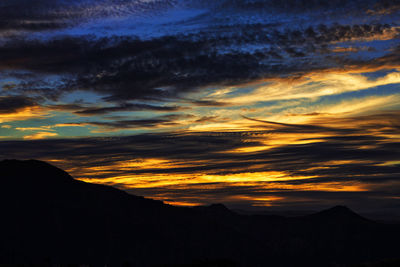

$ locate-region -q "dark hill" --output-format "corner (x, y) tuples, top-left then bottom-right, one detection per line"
(304, 205), (371, 224)
(0, 159), (399, 267)
(193, 203), (236, 218)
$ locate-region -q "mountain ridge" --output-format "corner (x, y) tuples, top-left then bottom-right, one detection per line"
(0, 159), (398, 266)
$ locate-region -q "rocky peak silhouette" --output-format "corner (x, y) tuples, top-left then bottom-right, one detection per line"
(0, 159), (398, 266)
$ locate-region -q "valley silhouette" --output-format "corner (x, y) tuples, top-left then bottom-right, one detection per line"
(1, 159), (399, 267)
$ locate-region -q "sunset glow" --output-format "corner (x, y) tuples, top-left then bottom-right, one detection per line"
(0, 0), (399, 214)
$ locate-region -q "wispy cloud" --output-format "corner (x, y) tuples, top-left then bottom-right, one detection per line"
(23, 131), (58, 140)
(0, 0), (399, 213)
(1, 110), (399, 211)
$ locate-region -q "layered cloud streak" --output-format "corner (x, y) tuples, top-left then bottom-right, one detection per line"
(0, 0), (399, 215)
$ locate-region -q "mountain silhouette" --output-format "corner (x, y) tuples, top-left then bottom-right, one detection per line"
(0, 159), (399, 267)
(193, 203), (236, 218)
(305, 205), (370, 223)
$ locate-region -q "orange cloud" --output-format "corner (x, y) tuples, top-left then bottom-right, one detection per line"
(23, 132), (59, 140)
(0, 106), (48, 123)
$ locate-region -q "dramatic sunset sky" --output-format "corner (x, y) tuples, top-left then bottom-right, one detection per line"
(0, 0), (399, 215)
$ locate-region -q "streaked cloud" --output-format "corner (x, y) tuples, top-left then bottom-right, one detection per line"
(0, 0), (399, 215)
(0, 106), (48, 123)
(217, 69), (400, 105)
(23, 131), (58, 140)
(1, 110), (399, 212)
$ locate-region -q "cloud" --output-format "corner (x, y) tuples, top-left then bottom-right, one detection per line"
(71, 113), (195, 132)
(0, 96), (49, 123)
(23, 131), (58, 140)
(1, 110), (398, 182)
(0, 20), (68, 33)
(75, 103), (184, 116)
(218, 69), (400, 105)
(0, 116), (398, 212)
(0, 0), (399, 215)
(225, 0), (400, 14)
(367, 2), (400, 15)
(0, 95), (37, 114)
(187, 99), (231, 107)
(2, 0), (398, 36)
(47, 103), (86, 111)
(0, 0), (177, 34)
(16, 127), (56, 132)
(0, 22), (398, 103)
(1, 107), (399, 213)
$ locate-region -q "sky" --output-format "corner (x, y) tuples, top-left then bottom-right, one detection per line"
(0, 0), (399, 216)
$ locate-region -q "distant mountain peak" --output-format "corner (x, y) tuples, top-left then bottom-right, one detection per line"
(321, 205), (357, 215)
(0, 159), (73, 184)
(308, 205), (369, 222)
(208, 203), (229, 210)
(329, 205), (353, 212)
(193, 203), (236, 216)
(0, 159), (397, 266)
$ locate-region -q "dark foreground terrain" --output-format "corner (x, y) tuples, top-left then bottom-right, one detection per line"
(0, 159), (399, 267)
